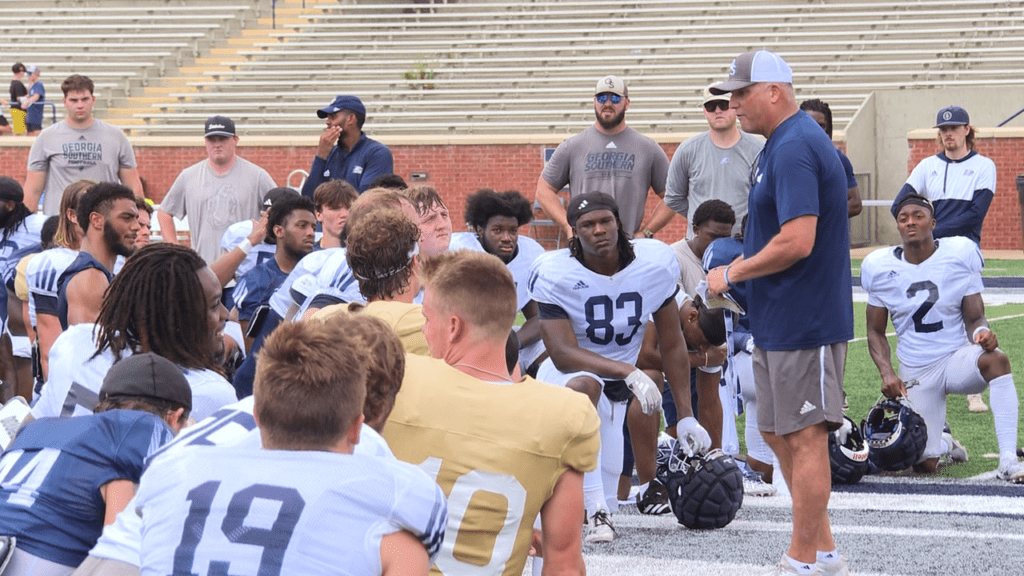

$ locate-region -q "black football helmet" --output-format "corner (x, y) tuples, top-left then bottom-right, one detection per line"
(829, 415), (871, 484)
(664, 446), (743, 529)
(861, 397), (928, 472)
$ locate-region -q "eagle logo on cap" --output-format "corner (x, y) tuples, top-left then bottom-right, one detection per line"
(943, 111), (952, 121)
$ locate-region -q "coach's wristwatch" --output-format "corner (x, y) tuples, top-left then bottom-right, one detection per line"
(640, 228), (654, 238)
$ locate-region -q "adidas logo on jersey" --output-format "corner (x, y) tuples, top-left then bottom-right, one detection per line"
(886, 270), (899, 279)
(573, 280), (589, 290)
(799, 401), (816, 415)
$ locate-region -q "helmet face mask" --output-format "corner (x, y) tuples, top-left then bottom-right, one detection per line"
(861, 398), (928, 472)
(664, 447), (744, 529)
(829, 415), (871, 484)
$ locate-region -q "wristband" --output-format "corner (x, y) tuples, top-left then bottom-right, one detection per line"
(237, 239), (253, 255)
(641, 228), (654, 238)
(723, 266), (737, 290)
(973, 326), (991, 341)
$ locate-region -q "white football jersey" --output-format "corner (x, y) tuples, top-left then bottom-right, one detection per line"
(448, 233), (547, 312)
(25, 246), (79, 327)
(0, 213), (46, 261)
(296, 247), (366, 314)
(267, 248), (341, 317)
(136, 447), (447, 576)
(220, 220), (276, 280)
(861, 236), (984, 369)
(33, 325), (235, 422)
(528, 239), (678, 365)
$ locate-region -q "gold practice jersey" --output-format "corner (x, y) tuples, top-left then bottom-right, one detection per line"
(384, 354), (599, 576)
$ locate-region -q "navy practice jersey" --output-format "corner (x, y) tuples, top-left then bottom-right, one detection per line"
(0, 410), (173, 567)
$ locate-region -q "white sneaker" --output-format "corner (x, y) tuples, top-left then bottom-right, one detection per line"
(743, 473), (777, 497)
(584, 510), (615, 543)
(996, 460), (1024, 484)
(967, 393), (989, 413)
(764, 558), (822, 575)
(942, 430), (968, 463)
(817, 556), (851, 576)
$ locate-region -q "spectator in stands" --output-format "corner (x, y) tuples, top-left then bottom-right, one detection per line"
(157, 115), (276, 265)
(314, 180), (358, 249)
(21, 65), (44, 136)
(800, 98), (862, 218)
(643, 85), (763, 239)
(535, 75), (670, 237)
(6, 63), (28, 135)
(23, 74), (143, 214)
(300, 95), (394, 196)
(891, 104), (995, 414)
(56, 183), (139, 330)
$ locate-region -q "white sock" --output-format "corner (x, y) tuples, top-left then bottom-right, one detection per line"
(988, 374), (1019, 456)
(785, 555), (816, 574)
(817, 549), (840, 564)
(637, 482), (650, 498)
(939, 437), (950, 456)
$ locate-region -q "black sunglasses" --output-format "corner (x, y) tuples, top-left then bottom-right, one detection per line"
(703, 100), (730, 113)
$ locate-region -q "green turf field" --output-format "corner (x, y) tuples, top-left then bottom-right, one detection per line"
(736, 302), (1024, 479)
(851, 259), (1024, 278)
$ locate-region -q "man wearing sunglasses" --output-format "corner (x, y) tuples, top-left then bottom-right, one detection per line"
(535, 75), (669, 239)
(644, 85), (763, 241)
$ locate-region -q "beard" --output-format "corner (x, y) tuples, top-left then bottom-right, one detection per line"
(104, 221), (136, 258)
(595, 107), (626, 131)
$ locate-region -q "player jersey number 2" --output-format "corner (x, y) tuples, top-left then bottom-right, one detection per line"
(585, 292), (642, 346)
(172, 481), (304, 576)
(420, 457), (527, 576)
(907, 280), (942, 333)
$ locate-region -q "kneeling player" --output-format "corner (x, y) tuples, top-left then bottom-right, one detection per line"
(863, 194), (1024, 481)
(134, 319), (447, 575)
(528, 193), (710, 542)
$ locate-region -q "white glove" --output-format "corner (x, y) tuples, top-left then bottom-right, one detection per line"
(836, 418), (853, 445)
(675, 417), (712, 457)
(625, 369), (662, 415)
(745, 335), (756, 354)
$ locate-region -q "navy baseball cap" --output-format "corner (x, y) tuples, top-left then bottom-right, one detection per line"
(710, 50), (792, 95)
(935, 106), (969, 127)
(317, 95), (366, 119)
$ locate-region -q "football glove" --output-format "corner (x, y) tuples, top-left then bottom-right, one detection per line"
(625, 369), (662, 415)
(676, 417), (712, 457)
(836, 417), (854, 446)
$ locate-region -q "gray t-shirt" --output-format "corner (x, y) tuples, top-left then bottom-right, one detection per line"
(27, 119), (138, 215)
(541, 125), (668, 235)
(161, 156), (276, 265)
(664, 131), (763, 238)
(670, 239), (706, 298)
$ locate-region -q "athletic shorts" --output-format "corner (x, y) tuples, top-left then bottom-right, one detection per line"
(753, 342), (846, 436)
(900, 344), (986, 459)
(25, 122), (42, 132)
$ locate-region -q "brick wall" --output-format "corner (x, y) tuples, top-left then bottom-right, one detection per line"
(908, 136), (1023, 251)
(4, 135), (1021, 250)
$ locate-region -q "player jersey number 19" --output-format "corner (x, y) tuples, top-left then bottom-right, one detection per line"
(420, 457), (527, 576)
(172, 481), (304, 576)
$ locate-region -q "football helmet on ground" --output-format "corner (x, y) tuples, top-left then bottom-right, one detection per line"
(861, 396), (927, 472)
(664, 446), (743, 529)
(829, 415), (870, 484)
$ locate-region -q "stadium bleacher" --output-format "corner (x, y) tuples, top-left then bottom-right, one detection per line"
(0, 0), (1022, 136)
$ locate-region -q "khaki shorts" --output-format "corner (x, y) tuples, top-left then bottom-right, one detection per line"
(72, 556), (140, 576)
(753, 342), (846, 436)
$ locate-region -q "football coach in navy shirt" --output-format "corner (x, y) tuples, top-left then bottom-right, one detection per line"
(706, 50), (853, 576)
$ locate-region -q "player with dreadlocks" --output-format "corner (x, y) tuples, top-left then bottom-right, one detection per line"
(528, 192), (710, 542)
(32, 242), (236, 422)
